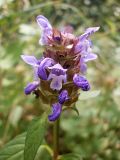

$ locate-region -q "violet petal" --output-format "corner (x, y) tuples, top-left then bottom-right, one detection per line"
(36, 15), (52, 45)
(33, 66), (39, 81)
(36, 15), (52, 30)
(75, 39), (92, 55)
(39, 28), (52, 45)
(38, 58), (55, 80)
(80, 63), (87, 74)
(50, 77), (63, 91)
(48, 63), (67, 73)
(80, 27), (100, 40)
(80, 57), (87, 74)
(21, 55), (38, 66)
(83, 53), (98, 62)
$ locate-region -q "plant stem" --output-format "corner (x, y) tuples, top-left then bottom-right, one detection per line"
(53, 118), (59, 160)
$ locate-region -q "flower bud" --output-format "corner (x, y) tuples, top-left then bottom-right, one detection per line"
(73, 74), (90, 91)
(58, 90), (69, 104)
(48, 103), (62, 121)
(24, 81), (39, 95)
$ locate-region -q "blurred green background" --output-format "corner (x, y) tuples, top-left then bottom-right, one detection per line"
(0, 0), (120, 159)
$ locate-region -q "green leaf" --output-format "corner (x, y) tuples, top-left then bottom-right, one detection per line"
(59, 153), (82, 160)
(0, 133), (26, 160)
(0, 132), (52, 160)
(78, 90), (101, 100)
(24, 113), (48, 160)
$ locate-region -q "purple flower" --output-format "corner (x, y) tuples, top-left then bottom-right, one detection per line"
(75, 27), (99, 64)
(24, 81), (39, 95)
(36, 15), (52, 45)
(58, 90), (69, 104)
(48, 103), (62, 121)
(75, 36), (98, 74)
(80, 42), (97, 74)
(75, 39), (97, 60)
(38, 58), (55, 80)
(73, 74), (90, 91)
(80, 39), (97, 62)
(48, 64), (67, 91)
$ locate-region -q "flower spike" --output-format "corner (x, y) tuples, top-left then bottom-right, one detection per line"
(22, 15), (99, 121)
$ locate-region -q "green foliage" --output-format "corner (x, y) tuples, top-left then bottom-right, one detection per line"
(0, 132), (52, 160)
(0, 114), (49, 160)
(0, 133), (25, 160)
(24, 113), (48, 160)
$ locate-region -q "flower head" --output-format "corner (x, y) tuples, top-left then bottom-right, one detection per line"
(21, 15), (99, 121)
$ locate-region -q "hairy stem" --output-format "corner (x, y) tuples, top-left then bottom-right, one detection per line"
(53, 118), (59, 160)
